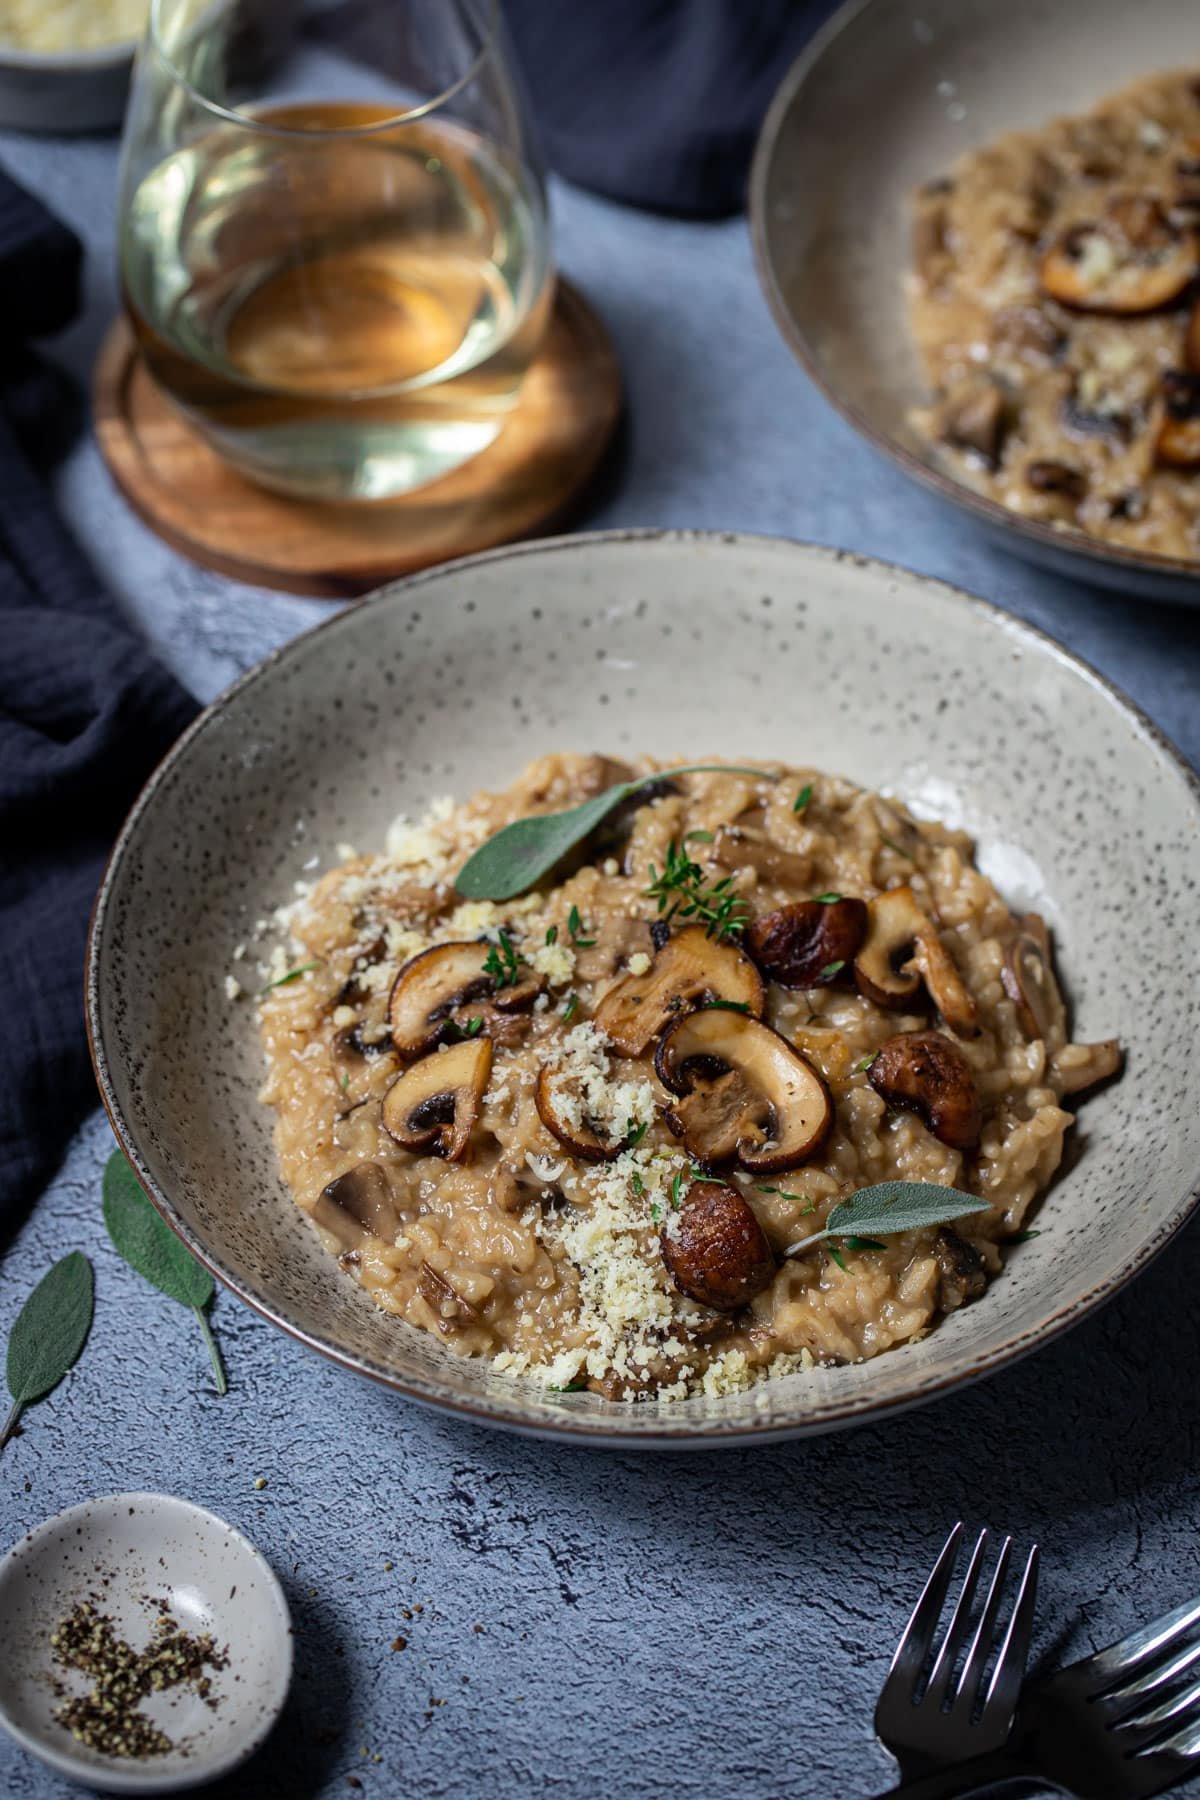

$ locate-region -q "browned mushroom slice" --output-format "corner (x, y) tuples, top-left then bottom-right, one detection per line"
(1186, 298), (1200, 374)
(1051, 1037), (1123, 1097)
(388, 941), (542, 1059)
(592, 923), (764, 1057)
(712, 823), (812, 887)
(1001, 923), (1066, 1042)
(1025, 460), (1086, 500)
(655, 1008), (831, 1174)
(310, 1161), (399, 1250)
(936, 382), (1007, 466)
(1156, 371), (1200, 467)
(745, 898), (868, 989)
(868, 1030), (981, 1151)
(418, 1261), (480, 1331)
(1040, 202), (1198, 313)
(854, 886), (977, 1034)
(534, 1065), (629, 1163)
(660, 1181), (776, 1311)
(933, 1227), (987, 1312)
(381, 1036), (493, 1162)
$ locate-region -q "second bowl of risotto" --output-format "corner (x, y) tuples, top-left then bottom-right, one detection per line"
(87, 531), (1200, 1443)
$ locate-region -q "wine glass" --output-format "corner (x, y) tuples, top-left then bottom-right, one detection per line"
(117, 0), (552, 502)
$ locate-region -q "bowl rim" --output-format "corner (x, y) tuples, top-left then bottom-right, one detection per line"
(0, 36), (138, 71)
(85, 527), (1200, 1447)
(0, 1490), (292, 1793)
(747, 0), (1200, 592)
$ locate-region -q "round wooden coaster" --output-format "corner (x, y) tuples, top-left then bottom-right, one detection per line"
(92, 279), (623, 598)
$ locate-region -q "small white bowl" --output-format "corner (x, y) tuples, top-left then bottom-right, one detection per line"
(0, 1492), (293, 1793)
(0, 37), (137, 133)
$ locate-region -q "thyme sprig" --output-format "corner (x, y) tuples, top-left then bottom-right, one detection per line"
(643, 840), (750, 943)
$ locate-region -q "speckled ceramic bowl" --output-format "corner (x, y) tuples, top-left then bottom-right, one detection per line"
(750, 0), (1200, 603)
(0, 1492), (292, 1792)
(87, 532), (1200, 1445)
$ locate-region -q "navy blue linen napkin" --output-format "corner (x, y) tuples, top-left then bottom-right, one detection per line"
(0, 171), (198, 1235)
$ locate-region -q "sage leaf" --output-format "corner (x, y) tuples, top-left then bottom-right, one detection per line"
(1, 1251), (94, 1453)
(784, 1181), (991, 1260)
(102, 1150), (227, 1395)
(456, 765), (773, 901)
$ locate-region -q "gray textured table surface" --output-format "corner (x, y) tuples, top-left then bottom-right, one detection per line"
(2, 125), (1199, 1800)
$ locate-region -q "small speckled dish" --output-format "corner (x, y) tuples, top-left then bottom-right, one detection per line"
(87, 531), (1200, 1446)
(751, 0), (1200, 602)
(0, 1492), (292, 1792)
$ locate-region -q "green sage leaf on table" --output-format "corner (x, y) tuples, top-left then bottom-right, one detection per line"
(456, 765), (774, 901)
(1, 1252), (94, 1453)
(784, 1181), (991, 1260)
(102, 1150), (227, 1396)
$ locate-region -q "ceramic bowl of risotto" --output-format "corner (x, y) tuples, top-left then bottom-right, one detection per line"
(750, 0), (1200, 601)
(86, 531), (1200, 1444)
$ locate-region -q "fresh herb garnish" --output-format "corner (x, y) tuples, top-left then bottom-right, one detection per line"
(813, 892), (842, 904)
(1, 1252), (94, 1454)
(643, 840), (751, 943)
(829, 1247), (848, 1273)
(457, 1016), (484, 1038)
(561, 993), (579, 1024)
(627, 1119), (649, 1148)
(545, 925), (558, 946)
(817, 959), (845, 981)
(754, 1185), (815, 1213)
(793, 783), (814, 816)
(567, 905), (596, 948)
(704, 999), (751, 1013)
(456, 766), (773, 901)
(649, 1201), (664, 1224)
(632, 1172), (646, 1196)
(548, 1377), (588, 1393)
(784, 1181), (990, 1260)
(482, 930), (526, 989)
(259, 961), (318, 994)
(684, 829), (714, 845)
(1012, 1229), (1043, 1242)
(669, 1173), (684, 1210)
(881, 835), (913, 859)
(852, 1052), (879, 1074)
(340, 1070), (350, 1092)
(102, 1151), (227, 1396)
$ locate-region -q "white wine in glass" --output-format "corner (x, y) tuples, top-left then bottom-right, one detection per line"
(118, 0), (552, 502)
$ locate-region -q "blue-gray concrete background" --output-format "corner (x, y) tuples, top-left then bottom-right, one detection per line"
(1, 123), (1198, 1800)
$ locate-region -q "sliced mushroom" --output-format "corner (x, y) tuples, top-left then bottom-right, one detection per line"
(868, 1030), (981, 1151)
(936, 382), (1007, 466)
(745, 898), (868, 989)
(1051, 1037), (1123, 1097)
(854, 887), (977, 1034)
(381, 1036), (492, 1162)
(655, 1008), (831, 1174)
(933, 1227), (987, 1312)
(1061, 390), (1133, 442)
(388, 940), (542, 1059)
(418, 1261), (480, 1330)
(1001, 923), (1066, 1042)
(1186, 298), (1200, 373)
(1156, 370), (1200, 467)
(310, 1161), (399, 1250)
(1025, 459), (1086, 500)
(535, 1065), (629, 1163)
(660, 1181), (776, 1311)
(592, 923), (764, 1057)
(1040, 202), (1197, 313)
(332, 1022), (396, 1066)
(712, 823), (812, 887)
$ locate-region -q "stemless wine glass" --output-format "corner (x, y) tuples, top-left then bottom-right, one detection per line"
(117, 0), (552, 502)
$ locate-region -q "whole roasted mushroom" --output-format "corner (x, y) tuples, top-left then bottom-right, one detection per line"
(745, 897), (868, 989)
(593, 923), (764, 1057)
(868, 1030), (981, 1151)
(1040, 198), (1198, 314)
(310, 1161), (400, 1250)
(388, 940), (542, 1059)
(655, 1007), (832, 1174)
(854, 886), (978, 1035)
(660, 1180), (776, 1311)
(381, 1036), (493, 1162)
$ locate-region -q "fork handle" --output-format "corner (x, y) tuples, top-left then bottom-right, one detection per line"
(870, 1750), (1073, 1799)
